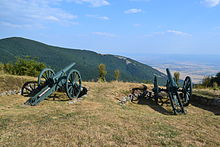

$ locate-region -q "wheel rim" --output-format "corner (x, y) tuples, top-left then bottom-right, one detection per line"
(38, 68), (55, 86)
(182, 76), (192, 106)
(66, 70), (82, 99)
(169, 92), (184, 114)
(21, 81), (38, 97)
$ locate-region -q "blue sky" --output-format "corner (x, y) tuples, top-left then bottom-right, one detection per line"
(0, 0), (220, 57)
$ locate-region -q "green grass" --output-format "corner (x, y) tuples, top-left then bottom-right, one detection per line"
(0, 74), (36, 92)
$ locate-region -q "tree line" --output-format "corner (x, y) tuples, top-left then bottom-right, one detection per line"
(0, 56), (46, 77)
(0, 57), (121, 81)
(4, 57), (218, 87)
(199, 73), (220, 89)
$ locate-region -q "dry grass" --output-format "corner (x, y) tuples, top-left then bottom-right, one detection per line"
(0, 74), (36, 93)
(0, 77), (220, 146)
(193, 88), (220, 99)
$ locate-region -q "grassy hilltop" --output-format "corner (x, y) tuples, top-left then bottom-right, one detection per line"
(0, 75), (220, 146)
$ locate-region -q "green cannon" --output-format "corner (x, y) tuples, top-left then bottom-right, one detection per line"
(152, 68), (192, 114)
(23, 63), (82, 106)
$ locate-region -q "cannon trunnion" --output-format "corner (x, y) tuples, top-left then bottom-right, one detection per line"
(24, 63), (82, 106)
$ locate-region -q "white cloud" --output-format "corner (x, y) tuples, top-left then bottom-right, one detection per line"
(67, 0), (110, 7)
(86, 15), (109, 20)
(201, 0), (220, 7)
(0, 21), (31, 28)
(98, 16), (109, 20)
(145, 30), (191, 37)
(93, 32), (116, 37)
(0, 21), (45, 29)
(124, 9), (142, 14)
(0, 0), (78, 28)
(45, 16), (60, 21)
(133, 24), (142, 27)
(166, 30), (191, 36)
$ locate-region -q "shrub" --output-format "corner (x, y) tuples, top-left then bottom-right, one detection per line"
(3, 63), (15, 74)
(215, 72), (220, 86)
(3, 56), (46, 77)
(0, 62), (4, 74)
(114, 69), (120, 81)
(174, 72), (180, 86)
(213, 82), (218, 90)
(201, 76), (212, 87)
(98, 64), (107, 82)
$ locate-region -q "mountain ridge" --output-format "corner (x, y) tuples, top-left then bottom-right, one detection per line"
(0, 37), (167, 83)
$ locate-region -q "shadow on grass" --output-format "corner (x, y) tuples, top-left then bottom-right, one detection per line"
(46, 95), (70, 101)
(133, 96), (173, 115)
(190, 100), (220, 115)
(46, 87), (88, 102)
(129, 86), (174, 115)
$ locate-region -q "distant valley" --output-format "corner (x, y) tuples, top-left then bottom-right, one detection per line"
(138, 54), (220, 83)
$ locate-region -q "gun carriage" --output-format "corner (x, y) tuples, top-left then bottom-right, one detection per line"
(152, 68), (192, 114)
(22, 63), (82, 106)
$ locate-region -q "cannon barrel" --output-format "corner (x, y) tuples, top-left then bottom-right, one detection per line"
(52, 62), (76, 81)
(166, 68), (178, 88)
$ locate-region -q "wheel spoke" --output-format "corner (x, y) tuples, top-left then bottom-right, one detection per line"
(69, 86), (73, 93)
(46, 71), (49, 79)
(25, 87), (32, 92)
(69, 74), (73, 82)
(42, 74), (46, 80)
(48, 71), (52, 78)
(44, 73), (47, 79)
(68, 84), (72, 91)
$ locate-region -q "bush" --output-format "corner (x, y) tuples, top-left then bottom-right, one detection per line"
(216, 72), (220, 86)
(174, 72), (180, 86)
(114, 69), (120, 81)
(3, 56), (46, 77)
(213, 82), (218, 90)
(201, 76), (212, 87)
(98, 64), (107, 82)
(3, 63), (15, 74)
(0, 62), (4, 74)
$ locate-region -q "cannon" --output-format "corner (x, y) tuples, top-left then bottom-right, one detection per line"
(24, 62), (82, 106)
(152, 68), (192, 114)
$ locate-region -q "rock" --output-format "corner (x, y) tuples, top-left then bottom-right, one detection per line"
(68, 101), (77, 104)
(0, 89), (20, 97)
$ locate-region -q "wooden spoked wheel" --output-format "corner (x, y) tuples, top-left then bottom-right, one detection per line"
(38, 68), (55, 86)
(182, 76), (192, 106)
(66, 70), (82, 99)
(21, 81), (39, 97)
